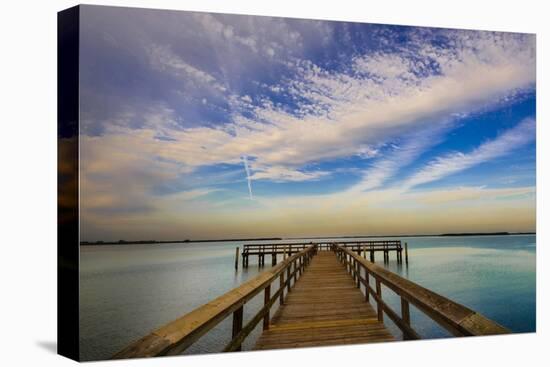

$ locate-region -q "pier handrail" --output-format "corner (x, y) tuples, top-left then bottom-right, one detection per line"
(334, 245), (509, 339)
(243, 240), (400, 248)
(241, 241), (401, 255)
(113, 245), (317, 359)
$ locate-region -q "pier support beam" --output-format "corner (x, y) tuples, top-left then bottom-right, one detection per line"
(235, 247), (239, 270)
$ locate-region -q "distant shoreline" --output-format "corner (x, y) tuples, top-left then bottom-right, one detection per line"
(80, 232), (535, 246)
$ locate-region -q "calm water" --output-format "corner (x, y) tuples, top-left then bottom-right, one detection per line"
(79, 235), (536, 361)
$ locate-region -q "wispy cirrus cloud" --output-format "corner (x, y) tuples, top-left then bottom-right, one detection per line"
(401, 117), (535, 189)
(250, 165), (330, 182)
(84, 30), (534, 182)
(147, 43), (226, 92)
(346, 123), (451, 193)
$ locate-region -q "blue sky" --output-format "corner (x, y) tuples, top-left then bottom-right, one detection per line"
(78, 6), (536, 240)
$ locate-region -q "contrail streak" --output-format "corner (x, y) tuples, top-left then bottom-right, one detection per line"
(241, 155), (253, 200)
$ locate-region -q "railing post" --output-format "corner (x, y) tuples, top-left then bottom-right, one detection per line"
(293, 259), (297, 283)
(286, 265), (291, 293)
(232, 306), (244, 351)
(376, 279), (383, 322)
(263, 284), (271, 331)
(401, 297), (411, 339)
(354, 259), (357, 283)
(356, 262), (361, 288)
(354, 259), (358, 283)
(279, 272), (285, 305)
(365, 272), (370, 301)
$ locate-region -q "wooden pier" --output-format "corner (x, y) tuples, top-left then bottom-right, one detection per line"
(114, 244), (509, 359)
(255, 251), (394, 349)
(241, 240), (405, 268)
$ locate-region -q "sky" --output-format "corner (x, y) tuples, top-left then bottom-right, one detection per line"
(77, 5), (536, 241)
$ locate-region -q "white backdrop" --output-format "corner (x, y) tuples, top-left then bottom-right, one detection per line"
(0, 0), (547, 366)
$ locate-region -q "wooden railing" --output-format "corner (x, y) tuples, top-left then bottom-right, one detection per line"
(242, 240), (401, 254)
(340, 240), (402, 251)
(242, 243), (309, 255)
(241, 241), (403, 267)
(334, 244), (509, 339)
(113, 245), (317, 359)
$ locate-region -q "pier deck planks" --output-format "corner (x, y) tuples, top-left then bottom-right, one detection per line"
(254, 251), (394, 350)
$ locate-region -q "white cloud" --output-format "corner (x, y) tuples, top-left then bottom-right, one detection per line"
(354, 53), (415, 79)
(82, 29), (536, 213)
(193, 13), (260, 54)
(147, 43), (226, 91)
(250, 165), (329, 182)
(346, 123), (450, 193)
(140, 31), (534, 179)
(402, 118), (535, 189)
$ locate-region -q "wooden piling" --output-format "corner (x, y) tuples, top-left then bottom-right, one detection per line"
(235, 247), (239, 270)
(405, 242), (409, 264)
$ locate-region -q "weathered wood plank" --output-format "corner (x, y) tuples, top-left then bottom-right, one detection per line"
(254, 252), (394, 350)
